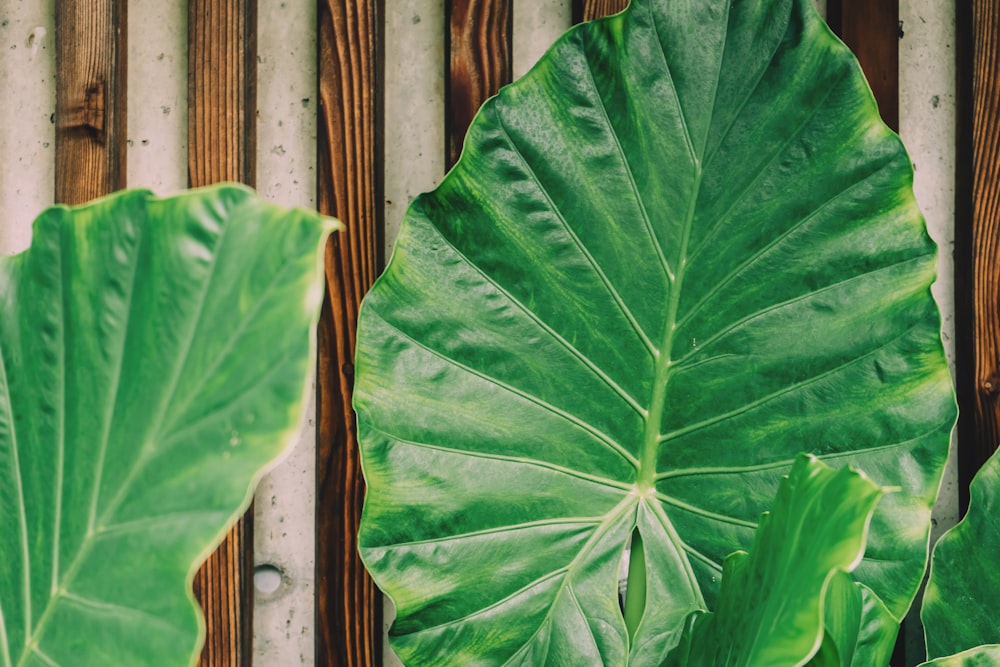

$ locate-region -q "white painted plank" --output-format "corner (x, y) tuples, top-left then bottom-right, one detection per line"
(126, 0), (187, 194)
(0, 0), (55, 255)
(253, 0), (319, 664)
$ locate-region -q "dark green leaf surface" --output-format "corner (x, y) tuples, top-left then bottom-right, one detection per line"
(922, 449), (1000, 659)
(0, 185), (335, 666)
(662, 456), (882, 667)
(355, 0), (955, 663)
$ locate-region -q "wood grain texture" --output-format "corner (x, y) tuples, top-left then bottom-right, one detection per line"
(187, 0), (257, 664)
(446, 0), (511, 169)
(956, 0), (1000, 509)
(54, 0), (127, 205)
(188, 0), (257, 187)
(826, 0), (900, 131)
(316, 0), (382, 665)
(572, 0), (629, 23)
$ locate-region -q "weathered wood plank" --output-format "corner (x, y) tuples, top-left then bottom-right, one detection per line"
(826, 0), (900, 131)
(54, 0), (127, 204)
(316, 0), (382, 664)
(956, 0), (1000, 510)
(446, 0), (511, 169)
(187, 0), (257, 663)
(572, 0), (628, 23)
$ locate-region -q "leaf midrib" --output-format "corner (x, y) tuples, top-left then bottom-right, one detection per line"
(19, 207), (229, 666)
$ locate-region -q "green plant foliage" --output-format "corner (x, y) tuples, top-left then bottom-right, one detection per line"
(921, 449), (1000, 660)
(662, 456), (882, 667)
(353, 0), (955, 663)
(819, 573), (897, 666)
(919, 647), (1000, 667)
(0, 184), (336, 666)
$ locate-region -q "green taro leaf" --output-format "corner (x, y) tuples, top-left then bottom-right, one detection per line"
(819, 574), (897, 667)
(354, 0), (956, 663)
(662, 455), (882, 667)
(922, 448), (1000, 659)
(0, 185), (336, 666)
(920, 647), (1000, 667)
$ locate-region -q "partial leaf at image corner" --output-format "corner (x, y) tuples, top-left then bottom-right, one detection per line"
(0, 184), (337, 666)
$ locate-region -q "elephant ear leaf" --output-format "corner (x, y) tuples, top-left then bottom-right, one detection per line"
(354, 0), (955, 663)
(0, 184), (336, 666)
(921, 448), (1000, 661)
(662, 455), (883, 667)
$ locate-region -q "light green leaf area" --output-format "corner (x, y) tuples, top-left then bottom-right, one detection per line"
(354, 0), (955, 663)
(820, 574), (897, 667)
(662, 456), (882, 667)
(922, 448), (1000, 659)
(0, 184), (336, 666)
(919, 646), (1000, 667)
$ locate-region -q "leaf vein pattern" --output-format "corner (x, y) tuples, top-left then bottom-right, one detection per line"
(52, 240), (67, 606)
(61, 592), (179, 632)
(685, 71), (846, 267)
(156, 346), (299, 451)
(647, 501), (713, 599)
(161, 245), (301, 434)
(97, 510), (228, 539)
(654, 493), (758, 529)
(672, 255), (930, 368)
(701, 5), (801, 171)
(676, 151), (887, 332)
(643, 2), (697, 161)
(701, 0), (735, 155)
(491, 109), (658, 361)
(366, 423), (633, 491)
(89, 217), (146, 539)
(95, 217), (231, 530)
(657, 426), (947, 481)
(28, 647), (57, 667)
(662, 321), (923, 443)
(375, 518), (603, 550)
(408, 497), (634, 635)
(367, 308), (638, 468)
(0, 323), (30, 658)
(578, 41), (675, 284)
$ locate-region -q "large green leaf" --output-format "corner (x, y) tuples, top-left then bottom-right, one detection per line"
(0, 185), (335, 666)
(354, 0), (955, 663)
(921, 448), (1000, 660)
(662, 455), (883, 667)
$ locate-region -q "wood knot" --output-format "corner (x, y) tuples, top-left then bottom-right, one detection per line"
(61, 77), (106, 139)
(983, 373), (1000, 396)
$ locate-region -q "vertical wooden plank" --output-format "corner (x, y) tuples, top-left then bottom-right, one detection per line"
(316, 1), (382, 665)
(54, 0), (127, 205)
(572, 0), (629, 24)
(826, 0), (900, 131)
(956, 0), (1000, 509)
(187, 0), (257, 664)
(446, 0), (512, 169)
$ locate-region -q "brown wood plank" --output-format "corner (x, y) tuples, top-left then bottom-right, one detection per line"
(826, 0), (900, 131)
(956, 0), (1000, 510)
(187, 0), (257, 664)
(316, 0), (383, 665)
(54, 0), (127, 204)
(446, 0), (512, 169)
(572, 0), (629, 24)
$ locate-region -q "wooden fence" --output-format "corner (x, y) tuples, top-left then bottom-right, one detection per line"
(0, 0), (992, 665)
